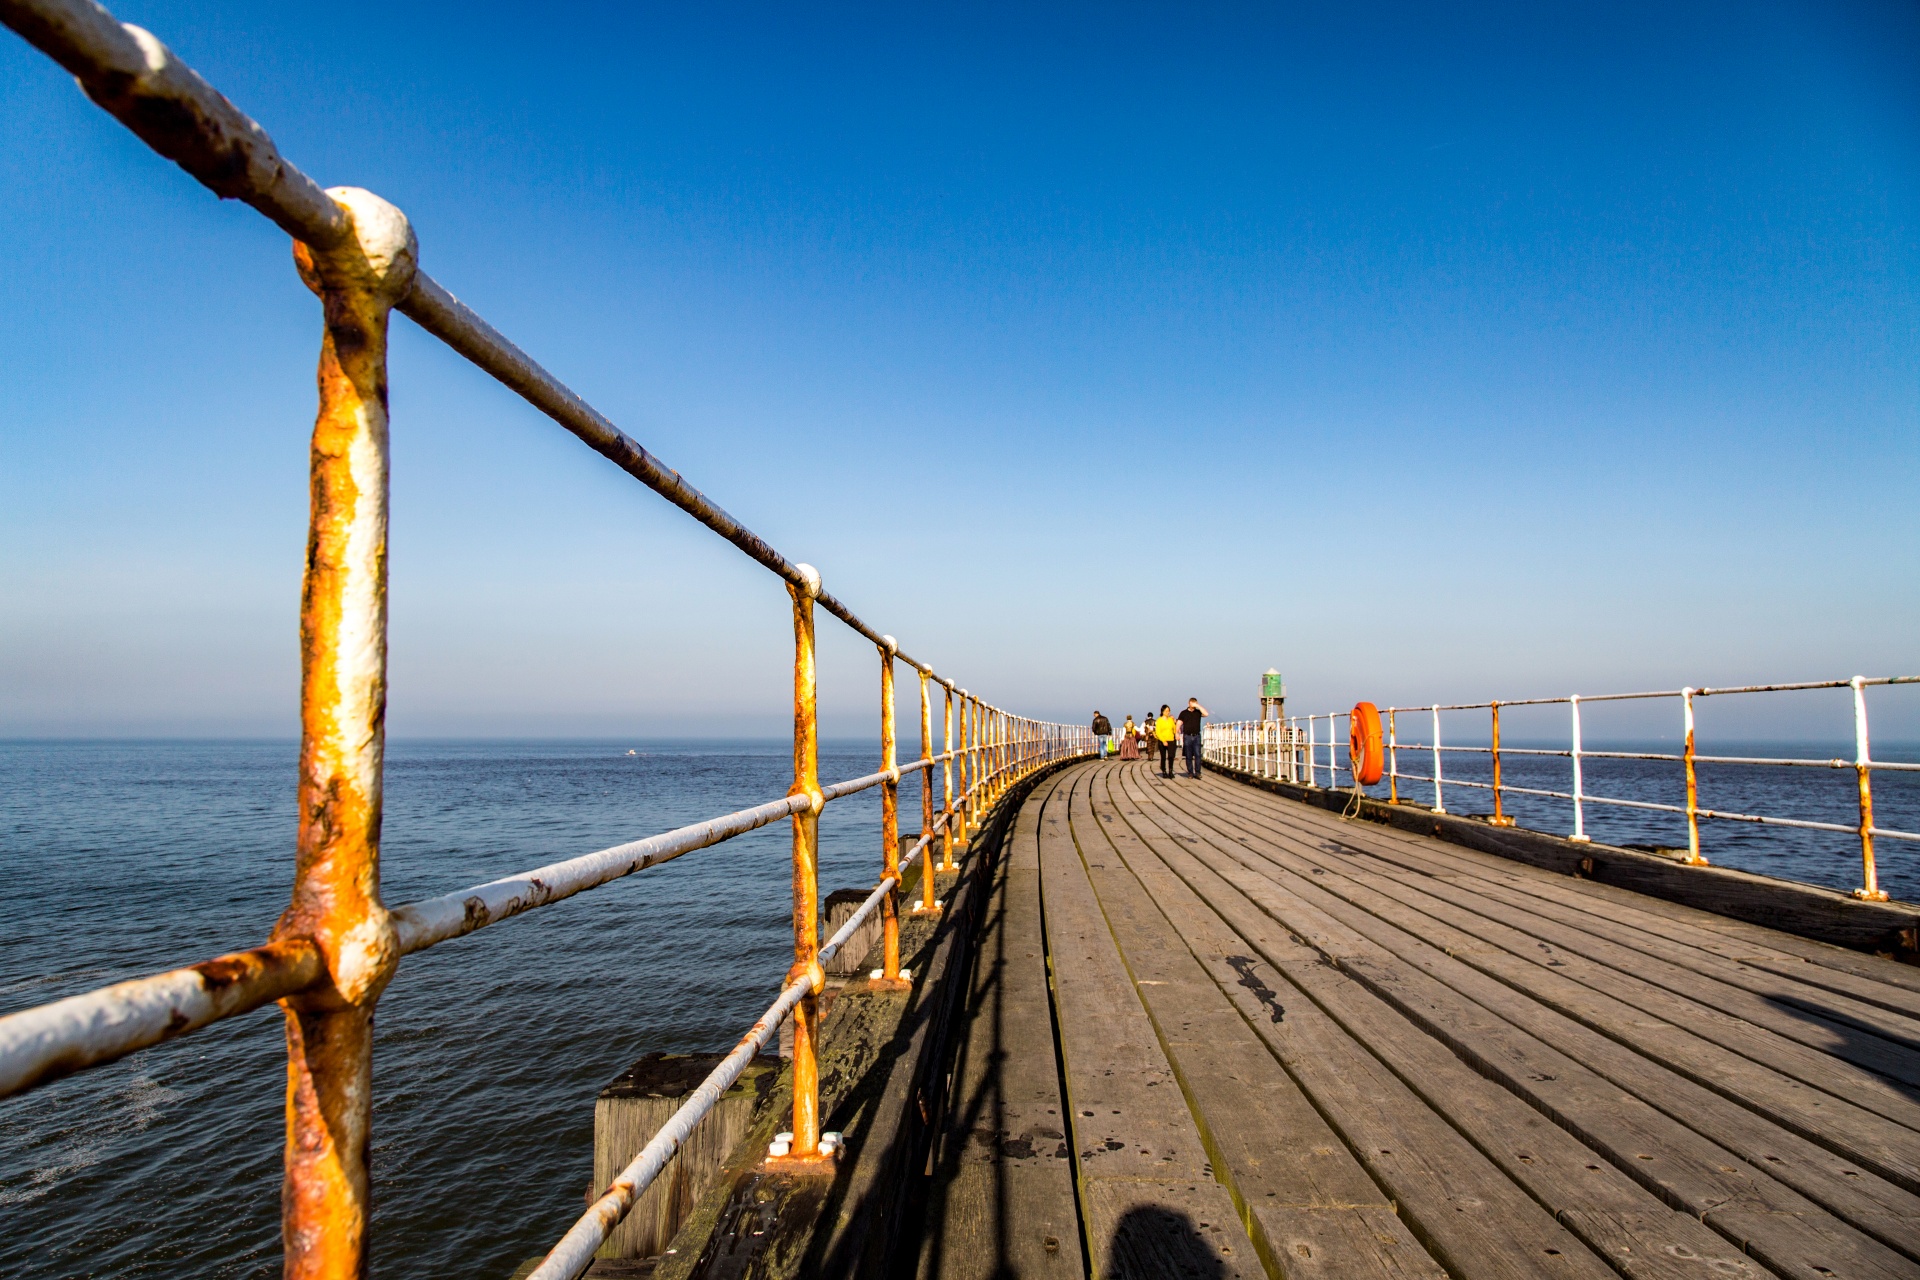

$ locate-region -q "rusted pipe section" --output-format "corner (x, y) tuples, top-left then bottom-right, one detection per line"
(940, 683), (957, 873)
(0, 0), (929, 660)
(1488, 702), (1513, 826)
(520, 851), (907, 1277)
(392, 793), (807, 953)
(0, 0), (350, 250)
(268, 187), (416, 1280)
(527, 971), (818, 1280)
(784, 565), (824, 1162)
(877, 637), (904, 984)
(1682, 688), (1706, 864)
(918, 672), (937, 916)
(1852, 676), (1886, 901)
(0, 940), (321, 1098)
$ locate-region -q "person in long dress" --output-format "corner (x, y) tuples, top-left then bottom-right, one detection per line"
(1118, 715), (1140, 760)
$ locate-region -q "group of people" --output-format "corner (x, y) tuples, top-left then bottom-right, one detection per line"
(1090, 699), (1210, 779)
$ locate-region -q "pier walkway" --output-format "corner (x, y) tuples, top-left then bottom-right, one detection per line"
(919, 761), (1920, 1280)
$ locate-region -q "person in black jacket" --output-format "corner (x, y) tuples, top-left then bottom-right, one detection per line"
(1091, 711), (1112, 758)
(1177, 698), (1208, 778)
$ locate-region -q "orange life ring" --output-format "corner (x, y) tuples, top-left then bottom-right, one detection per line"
(1349, 702), (1384, 786)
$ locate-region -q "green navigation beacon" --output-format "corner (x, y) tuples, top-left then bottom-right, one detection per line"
(1260, 669), (1285, 720)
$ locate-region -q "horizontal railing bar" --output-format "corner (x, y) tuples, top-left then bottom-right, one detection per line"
(530, 972), (815, 1280)
(0, 0), (349, 248)
(0, 939), (319, 1098)
(1377, 772), (1920, 843)
(1365, 675), (1919, 715)
(392, 794), (808, 954)
(528, 823), (941, 1278)
(1373, 742), (1920, 771)
(0, 747), (1037, 1101)
(0, 0), (980, 686)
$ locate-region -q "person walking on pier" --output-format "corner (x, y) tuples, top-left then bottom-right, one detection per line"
(1178, 697), (1209, 778)
(1154, 705), (1178, 777)
(1118, 715), (1141, 760)
(1091, 711), (1112, 758)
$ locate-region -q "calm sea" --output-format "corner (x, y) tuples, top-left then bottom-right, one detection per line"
(2, 738), (1915, 1278)
(0, 740), (893, 1280)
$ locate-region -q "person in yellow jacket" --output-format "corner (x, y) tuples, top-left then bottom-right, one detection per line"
(1153, 705), (1178, 778)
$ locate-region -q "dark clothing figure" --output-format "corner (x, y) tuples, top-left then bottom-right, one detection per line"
(1092, 714), (1112, 736)
(1178, 706), (1205, 777)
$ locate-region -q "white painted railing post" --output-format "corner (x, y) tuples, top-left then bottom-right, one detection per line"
(1570, 695), (1589, 843)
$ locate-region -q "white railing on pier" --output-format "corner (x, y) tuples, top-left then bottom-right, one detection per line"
(1203, 675), (1918, 902)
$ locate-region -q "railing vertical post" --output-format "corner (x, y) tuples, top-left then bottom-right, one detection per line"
(1490, 702), (1513, 826)
(995, 708), (1005, 796)
(876, 638), (903, 984)
(1431, 705), (1446, 813)
(1569, 696), (1589, 843)
(1387, 709), (1399, 803)
(992, 707), (1002, 798)
(970, 696), (983, 816)
(940, 685), (958, 871)
(1682, 687), (1705, 865)
(919, 671), (937, 917)
(1852, 676), (1885, 901)
(273, 189), (414, 1280)
(785, 564), (825, 1158)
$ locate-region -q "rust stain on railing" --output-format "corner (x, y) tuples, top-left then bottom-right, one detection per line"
(0, 4), (1097, 1276)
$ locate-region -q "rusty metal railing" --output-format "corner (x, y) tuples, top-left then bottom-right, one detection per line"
(0, 3), (1095, 1275)
(1204, 675), (1919, 902)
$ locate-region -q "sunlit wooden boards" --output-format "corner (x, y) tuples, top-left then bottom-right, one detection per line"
(916, 759), (1920, 1279)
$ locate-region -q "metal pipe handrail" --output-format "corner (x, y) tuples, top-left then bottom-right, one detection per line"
(1204, 672), (1917, 899)
(529, 863), (902, 1280)
(1372, 675), (1920, 712)
(0, 4), (1100, 1275)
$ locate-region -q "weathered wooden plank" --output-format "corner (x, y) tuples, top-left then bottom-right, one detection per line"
(916, 770), (1082, 1280)
(1099, 768), (1768, 1280)
(1192, 782), (1920, 1135)
(1120, 767), (1920, 1279)
(1067, 772), (1449, 1280)
(1158, 781), (1920, 1193)
(1209, 766), (1920, 958)
(1262, 801), (1920, 1090)
(1036, 768), (1261, 1278)
(1202, 779), (1920, 1036)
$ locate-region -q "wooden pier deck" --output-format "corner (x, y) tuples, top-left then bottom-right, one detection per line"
(916, 760), (1920, 1280)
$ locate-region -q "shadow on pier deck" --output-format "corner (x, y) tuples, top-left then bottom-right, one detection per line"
(916, 760), (1920, 1280)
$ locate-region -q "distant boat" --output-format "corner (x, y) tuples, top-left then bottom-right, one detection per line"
(626, 749), (637, 756)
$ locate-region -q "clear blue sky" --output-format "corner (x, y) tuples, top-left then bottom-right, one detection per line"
(2, 1), (1915, 742)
